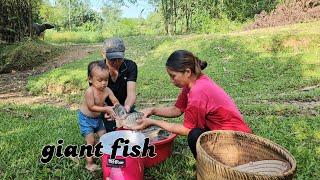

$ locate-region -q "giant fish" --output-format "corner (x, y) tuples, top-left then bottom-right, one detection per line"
(113, 104), (171, 141)
(113, 104), (144, 128)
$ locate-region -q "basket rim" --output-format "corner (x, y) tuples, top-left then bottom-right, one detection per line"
(196, 130), (297, 178)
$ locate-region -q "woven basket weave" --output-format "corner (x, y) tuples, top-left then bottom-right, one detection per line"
(196, 130), (296, 180)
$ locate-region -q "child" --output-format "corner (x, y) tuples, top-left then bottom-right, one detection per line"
(78, 60), (119, 171)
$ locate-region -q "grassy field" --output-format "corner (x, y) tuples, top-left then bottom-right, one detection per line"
(1, 21), (320, 179)
(44, 30), (107, 44)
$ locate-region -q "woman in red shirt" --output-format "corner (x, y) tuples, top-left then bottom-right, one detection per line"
(133, 50), (251, 158)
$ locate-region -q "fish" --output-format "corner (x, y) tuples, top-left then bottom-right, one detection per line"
(113, 105), (171, 141)
(141, 125), (171, 142)
(113, 104), (127, 118)
(113, 104), (144, 128)
(116, 112), (145, 128)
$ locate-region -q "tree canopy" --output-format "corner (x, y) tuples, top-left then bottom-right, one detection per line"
(0, 0), (283, 43)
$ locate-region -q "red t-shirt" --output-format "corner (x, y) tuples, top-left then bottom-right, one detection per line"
(175, 74), (251, 133)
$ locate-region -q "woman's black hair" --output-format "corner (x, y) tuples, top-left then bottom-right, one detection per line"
(87, 60), (108, 86)
(166, 50), (207, 77)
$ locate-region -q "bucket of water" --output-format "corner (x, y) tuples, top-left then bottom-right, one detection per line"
(100, 130), (146, 180)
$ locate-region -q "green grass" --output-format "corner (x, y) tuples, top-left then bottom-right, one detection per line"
(44, 19), (243, 44)
(44, 30), (108, 44)
(0, 104), (100, 179)
(1, 21), (320, 179)
(0, 39), (61, 73)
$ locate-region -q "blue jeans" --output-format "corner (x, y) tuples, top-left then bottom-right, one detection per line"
(78, 110), (105, 137)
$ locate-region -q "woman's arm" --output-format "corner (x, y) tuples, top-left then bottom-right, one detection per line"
(152, 119), (190, 135)
(143, 106), (182, 118)
(124, 81), (136, 112)
(133, 118), (191, 136)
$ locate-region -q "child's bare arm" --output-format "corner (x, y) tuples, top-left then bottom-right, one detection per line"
(85, 89), (116, 117)
(106, 88), (120, 105)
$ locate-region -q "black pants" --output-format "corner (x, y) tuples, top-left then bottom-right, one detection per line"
(187, 128), (208, 158)
(104, 120), (117, 133)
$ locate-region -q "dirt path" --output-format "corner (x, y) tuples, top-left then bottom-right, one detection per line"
(0, 44), (100, 109)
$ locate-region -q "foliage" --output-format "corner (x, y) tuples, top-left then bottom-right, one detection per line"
(150, 0), (280, 34)
(36, 0), (282, 39)
(39, 1), (161, 40)
(0, 0), (41, 43)
(0, 0), (288, 42)
(39, 0), (103, 31)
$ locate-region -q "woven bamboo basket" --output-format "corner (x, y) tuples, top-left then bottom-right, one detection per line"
(196, 130), (296, 180)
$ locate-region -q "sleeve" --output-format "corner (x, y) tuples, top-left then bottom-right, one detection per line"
(183, 95), (207, 129)
(174, 88), (188, 112)
(126, 60), (137, 82)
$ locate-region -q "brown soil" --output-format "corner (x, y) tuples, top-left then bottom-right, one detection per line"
(246, 0), (320, 30)
(0, 44), (100, 109)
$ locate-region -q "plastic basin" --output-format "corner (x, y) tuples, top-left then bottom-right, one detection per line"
(144, 133), (177, 168)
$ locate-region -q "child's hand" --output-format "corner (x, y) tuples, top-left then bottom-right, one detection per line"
(105, 106), (118, 120)
(104, 113), (112, 120)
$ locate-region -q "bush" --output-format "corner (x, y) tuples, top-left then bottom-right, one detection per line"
(193, 16), (242, 34)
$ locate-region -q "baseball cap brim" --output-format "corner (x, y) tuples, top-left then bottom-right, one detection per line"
(106, 52), (124, 60)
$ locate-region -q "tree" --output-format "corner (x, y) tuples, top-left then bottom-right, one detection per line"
(146, 0), (279, 35)
(0, 0), (41, 43)
(39, 0), (103, 31)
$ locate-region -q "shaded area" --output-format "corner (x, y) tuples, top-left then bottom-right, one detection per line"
(0, 40), (60, 74)
(0, 44), (98, 94)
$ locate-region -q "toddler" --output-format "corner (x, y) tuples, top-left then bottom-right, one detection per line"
(78, 60), (119, 171)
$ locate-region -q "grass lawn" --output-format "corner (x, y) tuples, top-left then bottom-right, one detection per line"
(1, 21), (320, 179)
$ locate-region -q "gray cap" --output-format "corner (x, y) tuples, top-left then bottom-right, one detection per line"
(103, 38), (125, 60)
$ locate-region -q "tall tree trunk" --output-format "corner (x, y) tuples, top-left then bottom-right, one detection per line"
(169, 0), (172, 34)
(185, 3), (189, 32)
(68, 0), (71, 31)
(173, 0), (177, 34)
(29, 0), (33, 38)
(161, 0), (169, 35)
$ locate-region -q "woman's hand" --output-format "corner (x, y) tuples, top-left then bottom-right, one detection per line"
(124, 105), (131, 113)
(131, 118), (153, 130)
(141, 107), (154, 118)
